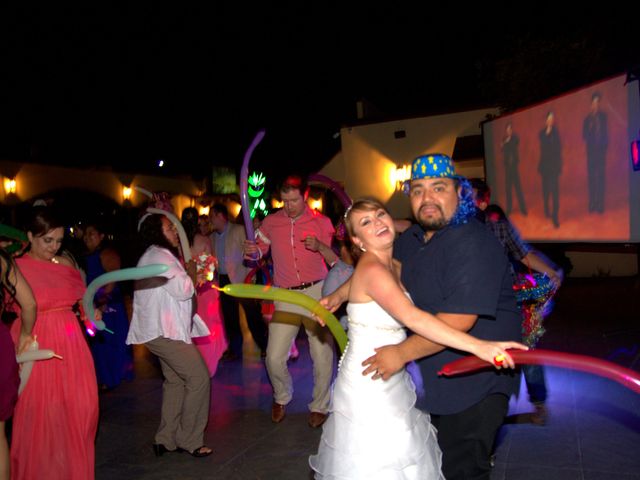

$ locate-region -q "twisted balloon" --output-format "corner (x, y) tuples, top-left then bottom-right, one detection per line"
(439, 349), (640, 394)
(240, 129), (266, 242)
(216, 283), (347, 352)
(82, 264), (170, 329)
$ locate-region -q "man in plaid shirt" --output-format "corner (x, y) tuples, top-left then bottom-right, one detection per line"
(470, 178), (562, 426)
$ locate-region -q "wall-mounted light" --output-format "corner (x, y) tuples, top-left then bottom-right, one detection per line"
(199, 205), (210, 216)
(391, 165), (411, 191)
(122, 186), (132, 201)
(3, 178), (17, 195)
(272, 199), (284, 209)
(228, 201), (242, 220)
(309, 197), (323, 212)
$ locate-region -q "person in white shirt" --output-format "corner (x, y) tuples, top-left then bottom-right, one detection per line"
(127, 213), (212, 458)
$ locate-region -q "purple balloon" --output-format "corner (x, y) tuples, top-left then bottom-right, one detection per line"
(308, 173), (352, 209)
(240, 129), (266, 241)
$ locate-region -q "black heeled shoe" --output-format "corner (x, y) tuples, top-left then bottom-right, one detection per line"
(152, 443), (175, 457)
(176, 445), (213, 458)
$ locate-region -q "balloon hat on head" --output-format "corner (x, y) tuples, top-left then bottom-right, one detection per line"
(403, 153), (476, 226)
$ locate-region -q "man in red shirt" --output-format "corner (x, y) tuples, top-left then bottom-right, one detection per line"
(245, 175), (337, 428)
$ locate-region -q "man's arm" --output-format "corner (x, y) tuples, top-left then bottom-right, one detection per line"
(521, 251), (563, 288)
(497, 219), (563, 288)
(303, 236), (338, 266)
(243, 227), (271, 261)
(362, 312), (477, 380)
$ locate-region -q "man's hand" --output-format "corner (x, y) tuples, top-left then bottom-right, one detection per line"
(548, 269), (564, 290)
(361, 344), (406, 380)
(302, 235), (321, 252)
(243, 240), (260, 260)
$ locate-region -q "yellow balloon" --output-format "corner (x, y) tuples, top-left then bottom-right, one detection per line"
(219, 283), (348, 352)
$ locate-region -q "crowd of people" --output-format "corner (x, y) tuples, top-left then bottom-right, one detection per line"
(0, 156), (562, 479)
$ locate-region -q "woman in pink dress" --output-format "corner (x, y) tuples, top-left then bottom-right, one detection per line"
(10, 206), (98, 480)
(181, 207), (227, 377)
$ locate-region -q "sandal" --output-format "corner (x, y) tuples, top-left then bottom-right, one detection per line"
(177, 446), (212, 458)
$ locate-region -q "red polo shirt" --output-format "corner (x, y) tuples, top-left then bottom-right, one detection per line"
(256, 206), (334, 288)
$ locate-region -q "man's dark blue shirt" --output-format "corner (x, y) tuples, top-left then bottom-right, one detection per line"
(394, 218), (521, 415)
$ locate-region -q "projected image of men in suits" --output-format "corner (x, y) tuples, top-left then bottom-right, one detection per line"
(583, 92), (608, 213)
(501, 122), (527, 216)
(538, 111), (562, 228)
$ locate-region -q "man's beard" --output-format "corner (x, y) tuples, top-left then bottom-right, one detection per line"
(418, 217), (447, 231)
(416, 204), (448, 232)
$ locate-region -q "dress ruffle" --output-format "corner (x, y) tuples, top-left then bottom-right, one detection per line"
(309, 301), (444, 479)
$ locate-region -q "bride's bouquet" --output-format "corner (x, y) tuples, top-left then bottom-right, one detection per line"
(195, 253), (217, 292)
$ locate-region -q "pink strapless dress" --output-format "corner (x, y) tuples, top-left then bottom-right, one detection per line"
(11, 256), (98, 480)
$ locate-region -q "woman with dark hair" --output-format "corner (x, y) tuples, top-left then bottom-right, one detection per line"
(0, 249), (36, 480)
(10, 206), (99, 480)
(126, 213), (212, 458)
(181, 207), (227, 376)
(82, 219), (133, 390)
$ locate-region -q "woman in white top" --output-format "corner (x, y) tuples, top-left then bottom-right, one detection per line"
(127, 214), (212, 458)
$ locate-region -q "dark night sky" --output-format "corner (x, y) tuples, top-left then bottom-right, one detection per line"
(1, 3), (638, 185)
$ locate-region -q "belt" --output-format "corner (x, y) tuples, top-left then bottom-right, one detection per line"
(287, 279), (323, 291)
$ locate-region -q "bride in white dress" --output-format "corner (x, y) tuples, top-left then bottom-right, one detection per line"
(309, 199), (526, 479)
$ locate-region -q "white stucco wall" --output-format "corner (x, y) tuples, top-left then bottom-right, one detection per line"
(320, 107), (499, 218)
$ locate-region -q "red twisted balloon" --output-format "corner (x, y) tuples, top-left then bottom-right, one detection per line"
(439, 349), (640, 394)
(243, 263), (272, 286)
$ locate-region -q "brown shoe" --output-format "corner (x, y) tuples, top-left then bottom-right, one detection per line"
(530, 403), (548, 426)
(271, 402), (286, 423)
(308, 412), (328, 428)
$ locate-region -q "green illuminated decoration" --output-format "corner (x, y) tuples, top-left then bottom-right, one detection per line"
(248, 172), (266, 197)
(247, 171), (269, 219)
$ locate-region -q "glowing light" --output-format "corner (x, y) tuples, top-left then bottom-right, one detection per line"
(228, 201), (242, 219)
(391, 164), (411, 191)
(122, 186), (132, 201)
(86, 327), (96, 337)
(247, 171), (269, 219)
(248, 172), (266, 197)
(4, 178), (17, 195)
(199, 205), (210, 216)
(157, 160), (164, 167)
(272, 199), (284, 209)
(309, 197), (323, 212)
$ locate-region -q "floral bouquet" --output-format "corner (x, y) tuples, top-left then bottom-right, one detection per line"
(195, 253), (217, 293)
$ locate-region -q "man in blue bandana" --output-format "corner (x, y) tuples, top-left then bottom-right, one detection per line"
(362, 154), (522, 479)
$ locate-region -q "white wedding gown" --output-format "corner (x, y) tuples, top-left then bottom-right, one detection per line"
(309, 300), (444, 479)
